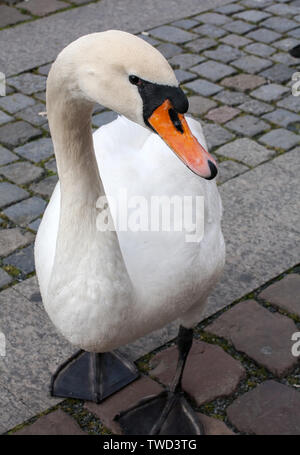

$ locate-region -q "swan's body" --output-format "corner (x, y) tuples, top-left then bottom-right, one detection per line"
(35, 30), (225, 355)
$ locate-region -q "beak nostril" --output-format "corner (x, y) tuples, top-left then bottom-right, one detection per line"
(206, 160), (218, 180)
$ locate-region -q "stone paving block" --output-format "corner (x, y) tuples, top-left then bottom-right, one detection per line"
(196, 12), (231, 26)
(259, 63), (295, 83)
(138, 34), (161, 46)
(215, 3), (245, 15)
(18, 0), (69, 16)
(259, 128), (299, 150)
(7, 73), (46, 95)
(288, 27), (300, 38)
(223, 20), (255, 35)
(266, 3), (300, 17)
(174, 69), (195, 84)
(231, 55), (272, 74)
(0, 161), (44, 185)
(238, 99), (273, 115)
(171, 19), (198, 29)
(205, 106), (240, 124)
(202, 123), (234, 149)
(0, 121), (41, 148)
(225, 115), (270, 137)
(262, 17), (298, 33)
(221, 74), (265, 91)
(186, 38), (216, 52)
(169, 53), (205, 70)
(0, 386), (33, 434)
(0, 268), (13, 288)
(227, 381), (300, 435)
(246, 28), (281, 44)
(216, 138), (275, 167)
(277, 95), (300, 113)
(217, 160), (249, 184)
(0, 5), (30, 28)
(156, 43), (182, 58)
(149, 341), (246, 406)
(244, 43), (275, 57)
(44, 157), (57, 173)
(259, 274), (300, 317)
(3, 196), (46, 226)
(262, 109), (300, 128)
(30, 175), (58, 198)
(149, 25), (195, 43)
(3, 244), (35, 275)
(14, 137), (53, 162)
(193, 24), (226, 38)
(37, 63), (52, 76)
(0, 228), (34, 257)
(28, 218), (41, 232)
(233, 10), (271, 23)
(14, 409), (86, 435)
(92, 111), (118, 128)
(12, 275), (41, 308)
(34, 91), (46, 103)
(85, 376), (163, 434)
(251, 83), (289, 102)
(195, 413), (234, 435)
(220, 34), (252, 48)
(0, 111), (13, 126)
(188, 96), (217, 115)
(273, 38), (299, 52)
(192, 61), (236, 82)
(213, 90), (250, 106)
(206, 300), (298, 376)
(0, 146), (18, 166)
(0, 182), (28, 208)
(204, 44), (244, 63)
(271, 52), (299, 66)
(17, 103), (48, 127)
(0, 94), (35, 115)
(184, 79), (222, 96)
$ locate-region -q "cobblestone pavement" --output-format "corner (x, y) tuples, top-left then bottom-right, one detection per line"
(0, 0), (299, 435)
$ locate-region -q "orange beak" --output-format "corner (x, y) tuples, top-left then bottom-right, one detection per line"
(148, 99), (217, 180)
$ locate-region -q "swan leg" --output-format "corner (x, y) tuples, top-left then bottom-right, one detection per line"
(50, 350), (139, 403)
(115, 326), (204, 435)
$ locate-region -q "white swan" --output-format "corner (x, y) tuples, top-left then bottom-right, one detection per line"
(35, 30), (225, 434)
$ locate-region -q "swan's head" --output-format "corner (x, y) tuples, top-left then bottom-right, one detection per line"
(49, 30), (217, 180)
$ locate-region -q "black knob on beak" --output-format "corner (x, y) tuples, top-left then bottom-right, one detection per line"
(206, 160), (218, 180)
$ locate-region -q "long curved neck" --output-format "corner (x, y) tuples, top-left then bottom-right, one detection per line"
(45, 83), (134, 314)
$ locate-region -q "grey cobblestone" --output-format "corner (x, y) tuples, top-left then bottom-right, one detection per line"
(3, 244), (35, 275)
(213, 90), (251, 106)
(92, 111), (118, 128)
(238, 99), (274, 115)
(174, 69), (195, 83)
(0, 146), (18, 166)
(271, 52), (298, 66)
(223, 20), (256, 35)
(171, 19), (198, 29)
(225, 114), (270, 136)
(232, 55), (272, 74)
(233, 10), (271, 23)
(244, 43), (275, 57)
(262, 109), (300, 127)
(186, 38), (216, 52)
(277, 95), (300, 113)
(30, 175), (58, 198)
(266, 4), (300, 16)
(259, 63), (295, 83)
(149, 25), (195, 43)
(0, 182), (28, 208)
(17, 103), (48, 127)
(192, 61), (236, 82)
(246, 28), (281, 44)
(44, 158), (57, 173)
(215, 3), (245, 15)
(251, 83), (289, 101)
(0, 228), (34, 257)
(288, 27), (300, 38)
(0, 268), (12, 288)
(0, 121), (41, 148)
(195, 12), (231, 26)
(215, 138), (276, 166)
(193, 24), (226, 38)
(273, 38), (299, 52)
(217, 160), (249, 184)
(0, 111), (13, 126)
(0, 161), (44, 185)
(14, 137), (53, 163)
(204, 45), (244, 63)
(0, 94), (35, 115)
(169, 53), (205, 70)
(220, 34), (252, 47)
(3, 196), (47, 226)
(261, 17), (298, 33)
(259, 128), (300, 150)
(184, 79), (222, 96)
(202, 123), (235, 149)
(7, 73), (46, 95)
(187, 96), (217, 115)
(155, 42), (182, 58)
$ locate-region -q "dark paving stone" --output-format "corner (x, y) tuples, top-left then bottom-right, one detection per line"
(0, 94), (35, 115)
(259, 128), (299, 150)
(0, 268), (12, 287)
(262, 109), (300, 127)
(0, 228), (33, 257)
(155, 42), (182, 58)
(148, 25), (196, 43)
(271, 52), (299, 66)
(227, 381), (300, 435)
(195, 413), (234, 435)
(273, 38), (299, 52)
(30, 175), (58, 198)
(17, 0), (69, 16)
(213, 90), (250, 106)
(220, 33), (252, 48)
(216, 138), (275, 166)
(149, 341), (245, 406)
(14, 137), (53, 163)
(262, 16), (298, 33)
(0, 161), (44, 185)
(244, 42), (275, 57)
(206, 300), (298, 376)
(3, 196), (46, 226)
(92, 111), (118, 128)
(259, 63), (295, 83)
(217, 160), (249, 184)
(221, 73), (265, 91)
(17, 103), (48, 127)
(259, 274), (300, 317)
(239, 99), (273, 115)
(0, 111), (13, 126)
(277, 95), (300, 113)
(187, 96), (217, 115)
(223, 20), (256, 35)
(202, 123), (234, 148)
(251, 83), (289, 101)
(186, 38), (216, 52)
(0, 5), (30, 28)
(185, 79), (222, 96)
(246, 28), (281, 44)
(195, 12), (231, 26)
(225, 115), (270, 137)
(0, 121), (41, 148)
(174, 69), (195, 83)
(0, 182), (28, 208)
(0, 145), (18, 166)
(232, 55), (272, 74)
(14, 409), (86, 435)
(85, 376), (163, 434)
(169, 53), (205, 70)
(233, 9), (271, 23)
(204, 44), (244, 63)
(193, 24), (226, 38)
(7, 73), (46, 95)
(192, 61), (236, 82)
(3, 244), (35, 274)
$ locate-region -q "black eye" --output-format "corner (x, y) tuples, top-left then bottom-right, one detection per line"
(129, 75), (141, 85)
